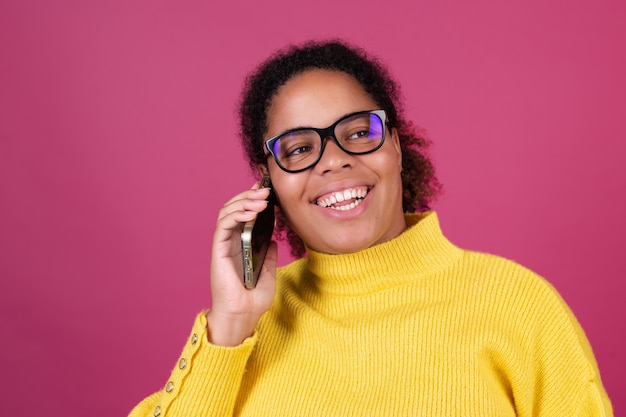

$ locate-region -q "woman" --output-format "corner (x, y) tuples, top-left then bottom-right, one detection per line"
(130, 40), (612, 416)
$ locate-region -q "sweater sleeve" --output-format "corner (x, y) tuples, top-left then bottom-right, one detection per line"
(514, 278), (613, 417)
(128, 312), (257, 417)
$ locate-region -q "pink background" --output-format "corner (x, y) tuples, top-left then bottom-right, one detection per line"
(1, 0), (624, 415)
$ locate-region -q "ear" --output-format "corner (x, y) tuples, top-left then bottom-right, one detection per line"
(258, 163), (269, 177)
(257, 162), (280, 206)
(389, 127), (403, 168)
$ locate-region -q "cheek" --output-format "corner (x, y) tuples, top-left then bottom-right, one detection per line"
(275, 193), (309, 240)
(372, 148), (403, 178)
(270, 171), (307, 216)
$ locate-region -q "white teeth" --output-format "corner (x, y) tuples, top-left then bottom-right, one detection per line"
(316, 187), (368, 210)
(334, 200), (360, 211)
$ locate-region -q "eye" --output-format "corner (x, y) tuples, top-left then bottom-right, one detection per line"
(347, 130), (371, 140)
(276, 130), (319, 160)
(284, 144), (315, 158)
(338, 112), (384, 143)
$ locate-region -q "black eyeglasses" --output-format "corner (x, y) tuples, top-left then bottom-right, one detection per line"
(264, 109), (387, 173)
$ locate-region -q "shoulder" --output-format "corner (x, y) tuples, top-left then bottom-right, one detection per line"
(438, 249), (569, 321)
(457, 250), (557, 297)
(454, 250), (584, 336)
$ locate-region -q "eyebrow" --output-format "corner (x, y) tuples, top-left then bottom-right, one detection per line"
(275, 110), (368, 135)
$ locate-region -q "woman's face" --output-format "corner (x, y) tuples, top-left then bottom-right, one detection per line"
(263, 69), (406, 255)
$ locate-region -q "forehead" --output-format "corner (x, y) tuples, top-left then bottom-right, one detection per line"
(265, 69), (378, 137)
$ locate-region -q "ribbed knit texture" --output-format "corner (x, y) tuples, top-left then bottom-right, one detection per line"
(129, 212), (612, 417)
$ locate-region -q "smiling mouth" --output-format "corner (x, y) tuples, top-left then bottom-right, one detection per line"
(315, 187), (369, 211)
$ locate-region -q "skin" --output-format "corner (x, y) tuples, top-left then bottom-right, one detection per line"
(261, 69), (406, 255)
(207, 69), (406, 346)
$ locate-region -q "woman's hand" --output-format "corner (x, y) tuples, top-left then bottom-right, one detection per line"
(206, 184), (278, 346)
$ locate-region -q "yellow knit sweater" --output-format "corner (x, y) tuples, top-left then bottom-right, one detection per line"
(130, 212), (612, 416)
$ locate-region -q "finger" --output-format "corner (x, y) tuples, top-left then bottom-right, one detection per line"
(219, 197), (268, 221)
(212, 208), (265, 250)
(217, 198), (270, 231)
(222, 185), (271, 207)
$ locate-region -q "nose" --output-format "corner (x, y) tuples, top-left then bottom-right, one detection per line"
(314, 136), (354, 173)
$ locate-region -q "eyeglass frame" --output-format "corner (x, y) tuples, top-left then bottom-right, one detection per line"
(263, 109), (388, 173)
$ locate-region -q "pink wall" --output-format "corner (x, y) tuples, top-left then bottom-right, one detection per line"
(1, 0), (624, 415)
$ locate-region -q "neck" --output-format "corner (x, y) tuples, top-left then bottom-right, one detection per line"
(296, 212), (462, 296)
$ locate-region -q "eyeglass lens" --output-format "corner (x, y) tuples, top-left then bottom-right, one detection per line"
(270, 112), (384, 172)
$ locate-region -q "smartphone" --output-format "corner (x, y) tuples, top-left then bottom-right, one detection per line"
(241, 174), (275, 289)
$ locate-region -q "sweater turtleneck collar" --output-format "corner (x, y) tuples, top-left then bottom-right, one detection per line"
(299, 211), (463, 296)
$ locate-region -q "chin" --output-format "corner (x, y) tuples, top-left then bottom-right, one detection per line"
(317, 234), (378, 255)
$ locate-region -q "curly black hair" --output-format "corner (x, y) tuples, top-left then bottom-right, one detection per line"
(238, 39), (441, 257)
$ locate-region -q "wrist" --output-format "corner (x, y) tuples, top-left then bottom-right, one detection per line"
(205, 310), (257, 347)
